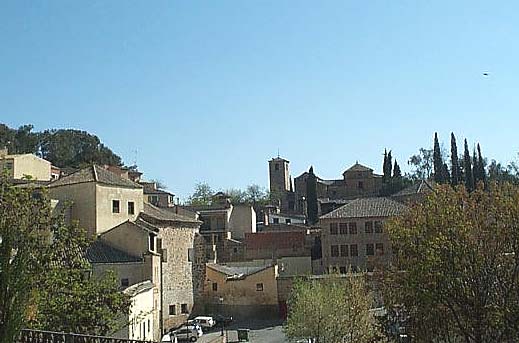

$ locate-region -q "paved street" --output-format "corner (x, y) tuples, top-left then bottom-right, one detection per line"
(198, 320), (288, 343)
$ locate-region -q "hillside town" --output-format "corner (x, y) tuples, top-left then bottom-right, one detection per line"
(0, 145), (429, 342)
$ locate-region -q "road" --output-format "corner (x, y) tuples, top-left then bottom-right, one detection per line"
(198, 320), (288, 343)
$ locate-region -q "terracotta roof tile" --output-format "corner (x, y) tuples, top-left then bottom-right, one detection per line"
(320, 197), (407, 219)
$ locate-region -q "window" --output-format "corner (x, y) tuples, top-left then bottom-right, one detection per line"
(256, 283), (264, 291)
(365, 221), (373, 233)
(149, 195), (158, 205)
(273, 218), (280, 224)
(128, 201), (135, 215)
(216, 217), (225, 229)
(358, 181), (364, 189)
(339, 222), (348, 234)
(121, 278), (129, 287)
(212, 282), (218, 291)
(331, 245), (339, 257)
(112, 200), (120, 213)
(340, 244), (349, 257)
(350, 244), (358, 257)
(275, 163), (279, 171)
(366, 243), (375, 256)
(376, 243), (384, 255)
(330, 222), (338, 235)
(339, 266), (347, 274)
(169, 195), (175, 204)
(349, 222), (357, 234)
(148, 319), (150, 333)
(375, 221), (383, 233)
(149, 233), (156, 252)
(233, 247), (238, 253)
(169, 305), (176, 315)
(285, 218), (291, 224)
(181, 304), (188, 314)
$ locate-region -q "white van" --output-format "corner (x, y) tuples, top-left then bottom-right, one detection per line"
(190, 316), (216, 328)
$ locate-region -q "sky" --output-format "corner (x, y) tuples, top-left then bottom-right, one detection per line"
(2, 1), (519, 200)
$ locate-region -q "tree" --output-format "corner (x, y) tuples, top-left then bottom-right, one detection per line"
(475, 143), (487, 186)
(0, 176), (50, 343)
(187, 182), (213, 206)
(407, 148), (434, 180)
(383, 183), (519, 342)
(463, 139), (474, 191)
(285, 274), (380, 343)
(433, 132), (445, 183)
(383, 149), (391, 183)
(393, 160), (402, 179)
(306, 167), (318, 225)
(450, 133), (462, 186)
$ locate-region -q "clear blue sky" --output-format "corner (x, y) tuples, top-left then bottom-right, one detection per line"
(2, 1), (519, 200)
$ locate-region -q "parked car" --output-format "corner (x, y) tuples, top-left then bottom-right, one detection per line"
(214, 314), (233, 326)
(189, 316), (216, 328)
(164, 326), (200, 342)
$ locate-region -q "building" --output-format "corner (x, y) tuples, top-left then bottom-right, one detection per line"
(320, 197), (407, 273)
(391, 179), (433, 204)
(139, 203), (205, 331)
(262, 204), (306, 225)
(202, 263), (279, 319)
(86, 229), (162, 341)
(48, 165), (144, 236)
(268, 156), (384, 215)
(141, 181), (176, 208)
(121, 281), (156, 341)
(0, 148), (51, 181)
(244, 230), (309, 261)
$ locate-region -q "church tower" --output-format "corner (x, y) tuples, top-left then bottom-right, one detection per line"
(268, 157), (291, 193)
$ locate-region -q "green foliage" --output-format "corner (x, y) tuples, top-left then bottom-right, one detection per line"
(306, 167), (318, 225)
(0, 124), (123, 168)
(407, 148), (433, 180)
(30, 217), (131, 335)
(463, 139), (474, 191)
(0, 175), (50, 343)
(450, 133), (462, 186)
(284, 275), (380, 343)
(187, 182), (214, 206)
(383, 183), (519, 342)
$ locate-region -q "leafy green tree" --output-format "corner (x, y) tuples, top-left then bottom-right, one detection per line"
(306, 167), (318, 225)
(285, 274), (380, 343)
(187, 182), (214, 206)
(0, 176), (50, 343)
(450, 133), (462, 186)
(407, 148), (433, 180)
(31, 216), (131, 335)
(384, 183), (519, 343)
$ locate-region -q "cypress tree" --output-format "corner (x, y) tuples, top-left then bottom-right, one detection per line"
(387, 150), (393, 180)
(477, 143), (487, 185)
(393, 160), (402, 179)
(433, 132), (444, 183)
(382, 149), (389, 183)
(463, 139), (474, 191)
(450, 133), (461, 186)
(442, 162), (450, 183)
(306, 166), (318, 225)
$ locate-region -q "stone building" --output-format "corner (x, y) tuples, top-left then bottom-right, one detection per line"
(320, 197), (407, 273)
(268, 156), (384, 216)
(140, 181), (176, 208)
(391, 179), (433, 204)
(139, 203), (205, 331)
(48, 165), (144, 236)
(202, 263), (279, 319)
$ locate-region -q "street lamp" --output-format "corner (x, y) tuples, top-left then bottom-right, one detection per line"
(219, 296), (224, 336)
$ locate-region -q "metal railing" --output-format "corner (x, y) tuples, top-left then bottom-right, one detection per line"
(19, 329), (156, 343)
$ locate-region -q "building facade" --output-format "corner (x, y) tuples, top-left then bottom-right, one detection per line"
(320, 197), (406, 273)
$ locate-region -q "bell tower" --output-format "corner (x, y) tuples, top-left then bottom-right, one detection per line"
(269, 157), (291, 193)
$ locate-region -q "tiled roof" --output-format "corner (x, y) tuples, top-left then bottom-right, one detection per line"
(207, 263), (273, 278)
(48, 165), (142, 189)
(320, 197), (407, 219)
(343, 162), (373, 173)
(86, 239), (143, 264)
(124, 280), (154, 296)
(183, 204), (231, 212)
(245, 231), (305, 250)
(141, 203), (201, 224)
(392, 180), (433, 197)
